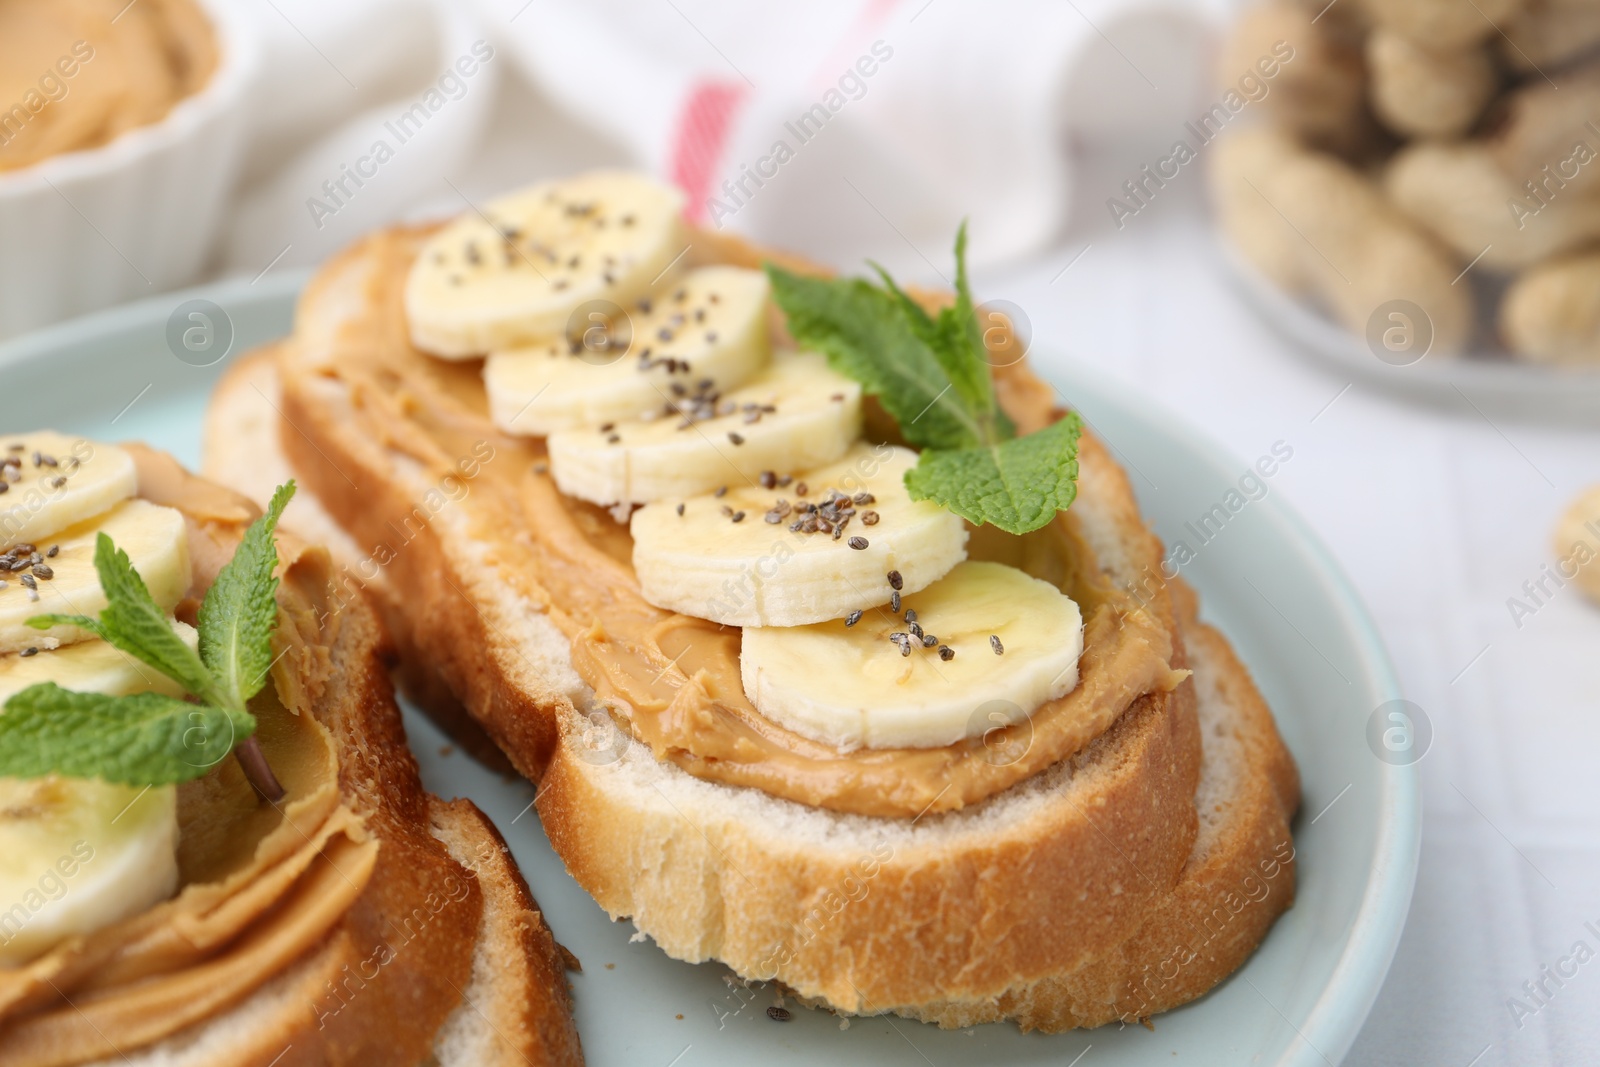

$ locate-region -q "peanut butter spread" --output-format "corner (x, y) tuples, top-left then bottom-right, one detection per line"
(0, 453), (377, 1067)
(295, 228), (1183, 819)
(0, 0), (216, 174)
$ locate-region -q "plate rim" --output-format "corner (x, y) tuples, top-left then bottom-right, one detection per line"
(0, 272), (1422, 1066)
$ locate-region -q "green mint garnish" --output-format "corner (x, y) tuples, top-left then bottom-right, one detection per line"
(0, 482), (296, 789)
(0, 686), (253, 786)
(766, 226), (1080, 535)
(199, 482), (295, 712)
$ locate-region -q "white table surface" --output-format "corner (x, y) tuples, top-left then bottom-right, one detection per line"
(217, 67), (1599, 1067)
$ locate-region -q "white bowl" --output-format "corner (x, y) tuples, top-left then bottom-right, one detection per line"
(0, 0), (259, 340)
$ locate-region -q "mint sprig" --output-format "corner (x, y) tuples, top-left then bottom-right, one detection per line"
(766, 226), (1079, 535)
(0, 686), (254, 786)
(0, 483), (296, 793)
(199, 483), (294, 711)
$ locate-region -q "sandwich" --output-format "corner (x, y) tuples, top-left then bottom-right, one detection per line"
(205, 170), (1301, 1029)
(0, 436), (583, 1065)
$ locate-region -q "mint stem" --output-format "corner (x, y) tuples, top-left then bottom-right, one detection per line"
(235, 737), (285, 803)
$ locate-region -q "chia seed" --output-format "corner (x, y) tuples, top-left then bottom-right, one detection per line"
(991, 635), (1005, 655)
(887, 570), (903, 590)
(939, 645), (955, 661)
(847, 536), (868, 550)
(845, 610), (862, 627)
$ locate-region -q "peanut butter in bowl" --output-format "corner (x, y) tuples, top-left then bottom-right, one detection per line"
(0, 0), (216, 175)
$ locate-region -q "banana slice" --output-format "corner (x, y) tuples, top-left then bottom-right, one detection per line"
(484, 266), (773, 436)
(740, 561), (1084, 750)
(630, 443), (967, 627)
(0, 499), (191, 654)
(0, 626), (196, 966)
(0, 431), (136, 547)
(406, 170), (689, 358)
(0, 623), (196, 705)
(548, 350), (862, 506)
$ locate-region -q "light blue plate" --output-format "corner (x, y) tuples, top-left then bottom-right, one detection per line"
(0, 275), (1419, 1067)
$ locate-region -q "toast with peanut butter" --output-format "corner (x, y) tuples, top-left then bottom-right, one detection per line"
(208, 354), (1303, 1029)
(0, 445), (581, 1065)
(205, 170), (1300, 1030)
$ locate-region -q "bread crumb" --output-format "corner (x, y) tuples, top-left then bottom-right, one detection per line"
(629, 930), (648, 943)
(605, 963), (615, 970)
(838, 1018), (850, 1030)
(438, 744), (454, 757)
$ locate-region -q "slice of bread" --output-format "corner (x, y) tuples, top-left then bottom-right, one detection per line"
(209, 219), (1298, 1030)
(1, 452), (583, 1066)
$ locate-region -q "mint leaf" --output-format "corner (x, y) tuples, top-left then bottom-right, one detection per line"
(199, 482), (294, 710)
(0, 683), (255, 787)
(768, 225), (1079, 536)
(905, 414), (1083, 533)
(873, 224), (1010, 441)
(765, 267), (984, 450)
(87, 532), (219, 705)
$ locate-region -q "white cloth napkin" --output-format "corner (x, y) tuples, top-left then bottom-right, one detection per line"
(478, 0), (1221, 273)
(219, 0), (1224, 278)
(220, 0), (503, 273)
